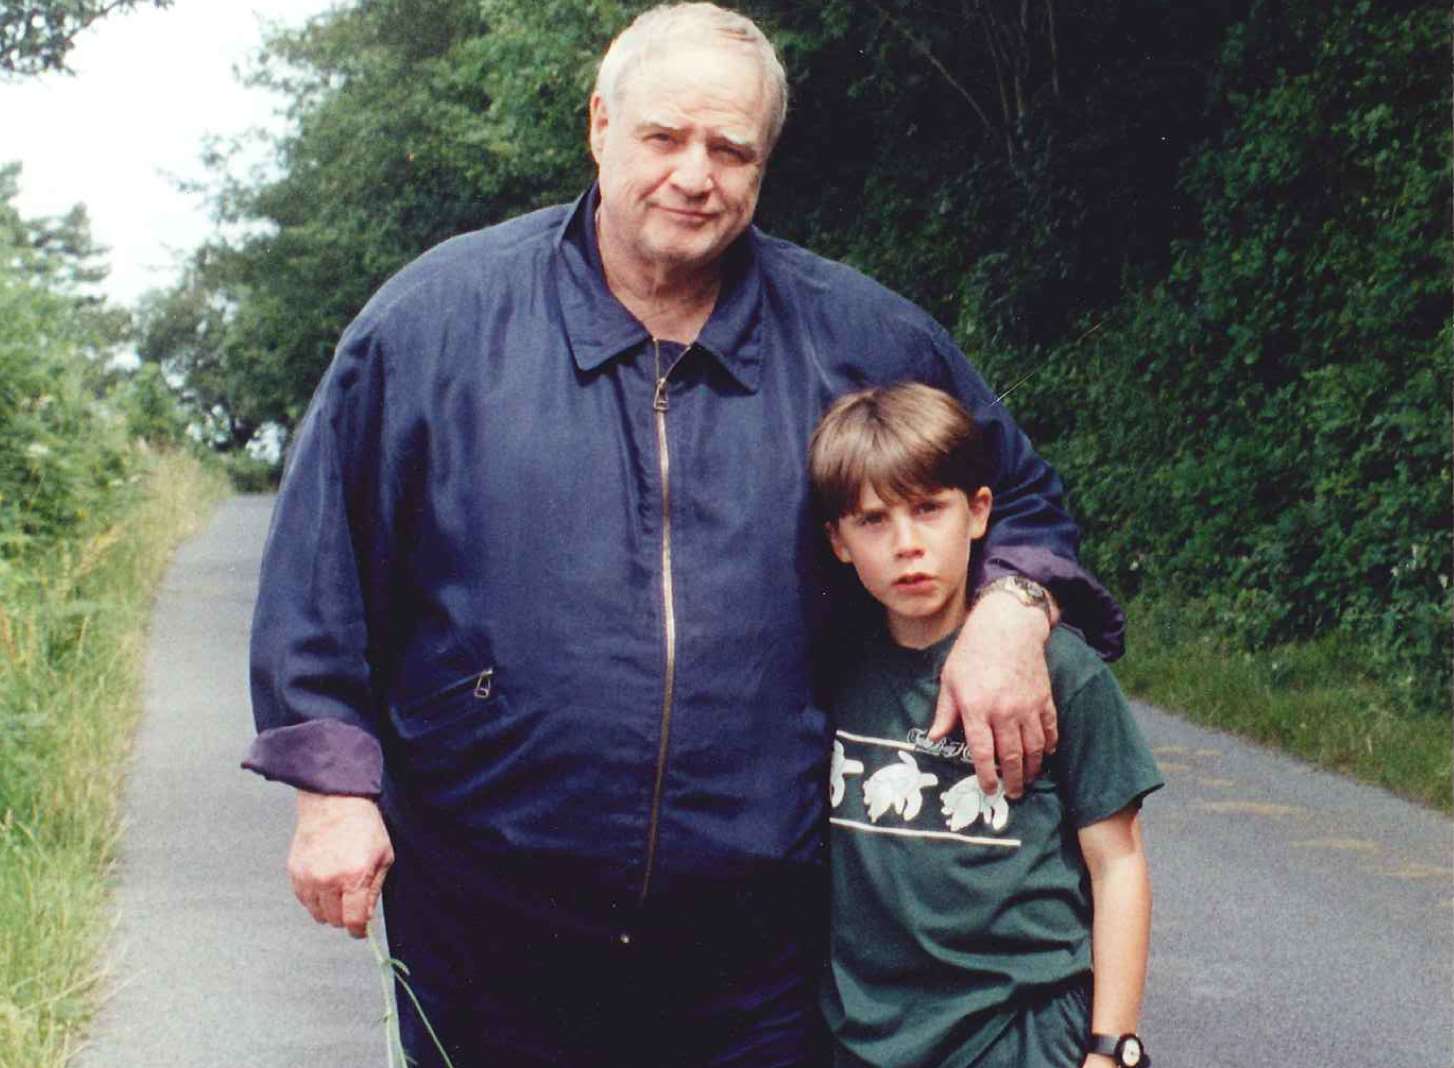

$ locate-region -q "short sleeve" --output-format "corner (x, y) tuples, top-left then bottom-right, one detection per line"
(1049, 633), (1164, 828)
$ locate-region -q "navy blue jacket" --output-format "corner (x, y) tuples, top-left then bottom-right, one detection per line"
(245, 187), (1123, 929)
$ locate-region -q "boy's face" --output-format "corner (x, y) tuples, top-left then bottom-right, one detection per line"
(828, 482), (992, 649)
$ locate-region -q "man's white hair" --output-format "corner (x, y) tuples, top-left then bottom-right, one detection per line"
(594, 3), (789, 153)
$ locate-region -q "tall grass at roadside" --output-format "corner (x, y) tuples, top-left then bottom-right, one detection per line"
(0, 451), (229, 1068)
(1115, 596), (1452, 812)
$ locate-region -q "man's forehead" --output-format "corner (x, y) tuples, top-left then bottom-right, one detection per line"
(619, 47), (770, 138)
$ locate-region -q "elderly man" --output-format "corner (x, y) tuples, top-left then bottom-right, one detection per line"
(246, 4), (1122, 1066)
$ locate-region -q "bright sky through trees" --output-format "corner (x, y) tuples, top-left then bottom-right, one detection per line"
(1, 0), (333, 306)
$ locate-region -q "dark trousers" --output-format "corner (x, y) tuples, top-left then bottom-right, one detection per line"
(382, 843), (829, 1068)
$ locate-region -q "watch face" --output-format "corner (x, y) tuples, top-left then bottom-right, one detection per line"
(1118, 1035), (1144, 1066)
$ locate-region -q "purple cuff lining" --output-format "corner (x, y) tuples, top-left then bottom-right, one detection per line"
(978, 545), (1127, 661)
(242, 719), (384, 797)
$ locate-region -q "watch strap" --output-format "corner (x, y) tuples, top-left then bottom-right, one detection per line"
(1087, 1032), (1150, 1068)
(1087, 1034), (1119, 1058)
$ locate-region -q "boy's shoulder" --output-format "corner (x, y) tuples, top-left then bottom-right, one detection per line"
(1045, 627), (1162, 824)
(1045, 626), (1119, 712)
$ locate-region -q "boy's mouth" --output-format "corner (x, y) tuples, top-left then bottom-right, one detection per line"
(895, 572), (934, 589)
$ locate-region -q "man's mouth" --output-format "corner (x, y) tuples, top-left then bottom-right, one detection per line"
(656, 205), (715, 222)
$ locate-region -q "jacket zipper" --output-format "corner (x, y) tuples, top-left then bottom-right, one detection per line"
(640, 339), (679, 905)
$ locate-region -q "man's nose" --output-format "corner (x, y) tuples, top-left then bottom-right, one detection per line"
(670, 144), (714, 196)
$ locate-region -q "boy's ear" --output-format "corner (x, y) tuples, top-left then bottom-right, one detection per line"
(825, 521), (853, 564)
(967, 487), (993, 540)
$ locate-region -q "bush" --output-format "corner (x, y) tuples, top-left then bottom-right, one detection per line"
(1026, 1), (1451, 707)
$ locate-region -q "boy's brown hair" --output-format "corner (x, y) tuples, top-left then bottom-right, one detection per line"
(808, 381), (990, 523)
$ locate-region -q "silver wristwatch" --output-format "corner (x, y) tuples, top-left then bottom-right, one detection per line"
(975, 574), (1053, 626)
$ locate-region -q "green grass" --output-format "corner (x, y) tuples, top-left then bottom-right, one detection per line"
(0, 451), (229, 1068)
(1114, 595), (1453, 813)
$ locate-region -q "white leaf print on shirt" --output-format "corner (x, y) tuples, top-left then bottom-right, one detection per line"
(830, 739), (866, 808)
(940, 776), (1009, 832)
(863, 752), (938, 822)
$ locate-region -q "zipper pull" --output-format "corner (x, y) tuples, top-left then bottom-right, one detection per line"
(653, 377), (669, 412)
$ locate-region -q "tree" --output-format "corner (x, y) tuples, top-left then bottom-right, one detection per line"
(1, 0), (171, 76)
(146, 0), (624, 444)
(0, 169), (133, 552)
(1028, 0), (1450, 696)
(751, 0), (1247, 355)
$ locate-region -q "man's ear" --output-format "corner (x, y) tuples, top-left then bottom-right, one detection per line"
(826, 521), (853, 564)
(588, 92), (609, 164)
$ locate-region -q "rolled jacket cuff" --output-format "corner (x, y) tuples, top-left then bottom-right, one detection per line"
(242, 719), (384, 797)
(977, 545), (1126, 661)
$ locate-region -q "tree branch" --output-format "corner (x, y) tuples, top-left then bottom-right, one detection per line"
(1045, 0), (1061, 98)
(864, 0), (994, 135)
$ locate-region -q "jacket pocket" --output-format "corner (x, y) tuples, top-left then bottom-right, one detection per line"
(392, 666), (496, 741)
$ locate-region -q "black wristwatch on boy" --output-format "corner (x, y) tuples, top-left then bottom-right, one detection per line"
(1087, 1032), (1149, 1067)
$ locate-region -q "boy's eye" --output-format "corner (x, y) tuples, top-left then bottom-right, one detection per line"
(914, 499), (943, 516)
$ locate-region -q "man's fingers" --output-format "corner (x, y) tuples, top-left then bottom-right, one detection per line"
(341, 883), (374, 939)
(289, 868), (325, 923)
(1000, 743), (1023, 802)
(966, 723), (999, 795)
(319, 884), (346, 928)
(295, 889), (320, 923)
(345, 852), (393, 939)
(1019, 711), (1047, 787)
(928, 684), (961, 742)
(1040, 701), (1059, 755)
(287, 792), (393, 936)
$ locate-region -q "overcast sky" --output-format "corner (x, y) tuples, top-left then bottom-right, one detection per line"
(2, 0), (337, 307)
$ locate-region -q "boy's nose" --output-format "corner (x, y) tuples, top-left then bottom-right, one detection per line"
(891, 517), (922, 557)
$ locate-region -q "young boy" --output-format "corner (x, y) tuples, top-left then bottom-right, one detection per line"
(808, 382), (1162, 1068)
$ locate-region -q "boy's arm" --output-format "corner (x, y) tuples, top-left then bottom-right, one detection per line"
(1078, 807), (1152, 1068)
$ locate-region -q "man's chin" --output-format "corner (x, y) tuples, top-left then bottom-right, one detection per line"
(644, 236), (729, 272)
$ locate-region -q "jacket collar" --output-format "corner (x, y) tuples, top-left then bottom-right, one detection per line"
(553, 185), (764, 393)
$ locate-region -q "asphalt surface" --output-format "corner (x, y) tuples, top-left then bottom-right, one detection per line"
(77, 495), (1453, 1067)
(75, 496), (383, 1068)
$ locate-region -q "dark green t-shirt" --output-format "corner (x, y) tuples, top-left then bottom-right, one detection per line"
(820, 627), (1163, 1068)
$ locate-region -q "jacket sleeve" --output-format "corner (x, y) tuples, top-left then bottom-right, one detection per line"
(927, 326), (1126, 660)
(242, 318), (392, 795)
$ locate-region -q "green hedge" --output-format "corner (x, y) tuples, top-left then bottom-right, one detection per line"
(1022, 3), (1450, 707)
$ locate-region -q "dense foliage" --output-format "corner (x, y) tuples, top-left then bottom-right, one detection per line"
(0, 164), (190, 574)
(0, 0), (171, 75)
(142, 0), (1450, 703)
(1030, 2), (1450, 696)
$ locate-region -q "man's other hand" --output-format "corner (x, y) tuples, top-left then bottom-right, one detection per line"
(928, 589), (1057, 798)
(288, 790), (394, 938)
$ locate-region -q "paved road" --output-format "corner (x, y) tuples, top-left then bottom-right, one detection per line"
(76, 496), (383, 1068)
(79, 496), (1453, 1067)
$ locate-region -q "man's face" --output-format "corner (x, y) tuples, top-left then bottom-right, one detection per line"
(589, 44), (770, 277)
(828, 482), (992, 648)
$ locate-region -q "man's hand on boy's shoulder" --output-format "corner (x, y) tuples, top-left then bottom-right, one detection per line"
(929, 589), (1057, 798)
